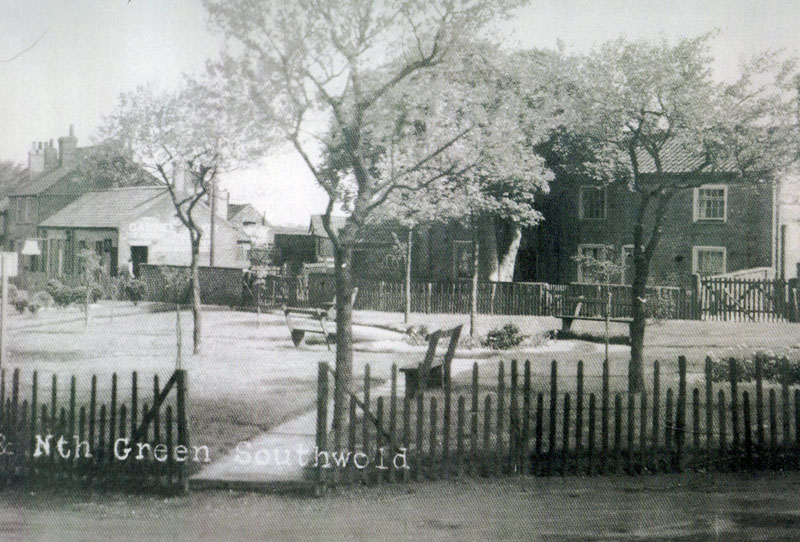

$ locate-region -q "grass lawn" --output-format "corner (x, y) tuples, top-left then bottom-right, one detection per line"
(3, 303), (800, 463)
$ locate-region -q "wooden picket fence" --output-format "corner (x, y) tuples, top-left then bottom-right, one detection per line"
(0, 368), (189, 493)
(699, 276), (796, 322)
(314, 356), (800, 492)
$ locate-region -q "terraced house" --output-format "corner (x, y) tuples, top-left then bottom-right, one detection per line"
(528, 143), (782, 289)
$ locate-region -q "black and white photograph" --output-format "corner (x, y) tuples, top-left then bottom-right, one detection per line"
(3, 0), (800, 540)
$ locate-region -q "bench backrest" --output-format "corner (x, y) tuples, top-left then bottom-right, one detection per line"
(326, 287), (360, 319)
(417, 324), (462, 395)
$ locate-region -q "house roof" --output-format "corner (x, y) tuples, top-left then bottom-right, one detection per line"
(39, 186), (169, 229)
(309, 214), (347, 237)
(227, 203), (247, 220)
(10, 148), (92, 196)
(272, 225), (309, 236)
(636, 140), (738, 175)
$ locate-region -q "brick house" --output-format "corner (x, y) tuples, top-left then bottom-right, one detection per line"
(3, 126), (154, 272)
(306, 214), (488, 282)
(525, 144), (780, 289)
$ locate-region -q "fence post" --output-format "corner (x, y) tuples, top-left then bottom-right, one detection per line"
(755, 354), (765, 466)
(575, 360), (584, 474)
(601, 358), (609, 473)
(496, 362), (505, 477)
(548, 360), (557, 474)
(315, 362), (329, 496)
(691, 273), (702, 320)
(522, 360), (531, 475)
(470, 363), (479, 476)
(730, 359), (739, 454)
(674, 356), (687, 472)
(782, 358), (790, 449)
(705, 358), (713, 453)
(175, 369), (189, 495)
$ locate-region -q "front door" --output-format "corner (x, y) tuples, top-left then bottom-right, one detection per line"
(130, 246), (148, 278)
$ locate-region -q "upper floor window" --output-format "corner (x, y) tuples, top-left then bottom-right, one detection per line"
(693, 185), (727, 222)
(579, 186), (606, 220)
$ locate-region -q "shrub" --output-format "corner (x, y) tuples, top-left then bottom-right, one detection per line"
(708, 352), (800, 385)
(45, 279), (63, 298)
(12, 291), (28, 314)
(28, 291), (53, 314)
(124, 279), (147, 305)
(483, 323), (526, 350)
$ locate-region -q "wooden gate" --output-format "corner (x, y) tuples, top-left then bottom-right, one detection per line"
(699, 277), (793, 322)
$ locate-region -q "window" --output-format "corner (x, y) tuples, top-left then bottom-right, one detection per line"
(576, 244), (608, 283)
(693, 185), (727, 222)
(692, 246), (726, 276)
(621, 245), (634, 285)
(579, 186), (607, 220)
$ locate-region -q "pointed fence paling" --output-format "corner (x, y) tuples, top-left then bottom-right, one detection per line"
(0, 368), (189, 493)
(315, 354), (800, 491)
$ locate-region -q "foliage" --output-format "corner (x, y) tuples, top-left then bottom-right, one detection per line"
(4, 283), (18, 302)
(124, 279), (147, 305)
(12, 291), (28, 314)
(556, 330), (631, 345)
(553, 35), (800, 388)
(28, 291), (54, 314)
(204, 0), (530, 427)
(483, 323), (527, 350)
(161, 267), (191, 305)
(571, 245), (626, 286)
(97, 80), (255, 355)
(708, 352), (800, 385)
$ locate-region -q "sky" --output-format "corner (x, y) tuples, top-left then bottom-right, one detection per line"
(2, 0), (800, 226)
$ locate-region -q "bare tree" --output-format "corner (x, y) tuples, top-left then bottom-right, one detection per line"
(98, 82), (254, 354)
(205, 0), (528, 432)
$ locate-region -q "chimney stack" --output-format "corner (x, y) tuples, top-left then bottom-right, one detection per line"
(28, 141), (45, 174)
(58, 124), (78, 166)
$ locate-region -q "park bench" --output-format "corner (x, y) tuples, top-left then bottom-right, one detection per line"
(283, 287), (358, 349)
(399, 324), (462, 398)
(556, 298), (632, 333)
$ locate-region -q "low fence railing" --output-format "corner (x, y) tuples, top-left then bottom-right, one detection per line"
(250, 274), (800, 323)
(0, 368), (189, 493)
(314, 355), (800, 492)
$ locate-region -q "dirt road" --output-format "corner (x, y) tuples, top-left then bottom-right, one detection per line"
(3, 472), (800, 541)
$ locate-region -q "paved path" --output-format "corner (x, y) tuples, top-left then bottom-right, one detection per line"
(193, 376), (399, 489)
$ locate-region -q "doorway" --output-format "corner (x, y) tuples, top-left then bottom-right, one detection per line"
(130, 246), (148, 277)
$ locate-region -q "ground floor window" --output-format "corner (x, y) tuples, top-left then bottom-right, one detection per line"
(692, 246), (726, 276)
(576, 243), (609, 283)
(621, 245), (634, 285)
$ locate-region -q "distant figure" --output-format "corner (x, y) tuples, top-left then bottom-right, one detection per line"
(242, 266), (256, 306)
(124, 258), (135, 279)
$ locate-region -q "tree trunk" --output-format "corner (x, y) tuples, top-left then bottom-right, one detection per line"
(470, 222), (480, 340)
(190, 238), (202, 355)
(629, 264), (647, 393)
(404, 227), (412, 325)
(497, 222), (522, 282)
(332, 245), (354, 439)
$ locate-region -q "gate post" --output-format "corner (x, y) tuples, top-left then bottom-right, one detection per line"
(691, 273), (702, 320)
